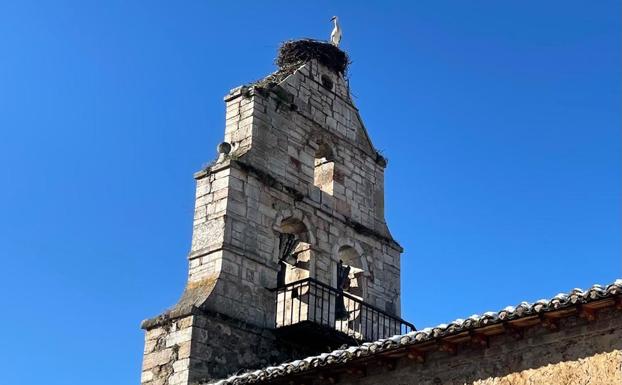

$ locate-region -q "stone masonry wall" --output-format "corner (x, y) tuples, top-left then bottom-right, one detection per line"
(186, 58), (403, 326)
(142, 315), (194, 385)
(142, 56), (405, 384)
(141, 313), (318, 385)
(334, 308), (622, 385)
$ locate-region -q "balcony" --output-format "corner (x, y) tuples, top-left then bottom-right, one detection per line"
(272, 278), (415, 348)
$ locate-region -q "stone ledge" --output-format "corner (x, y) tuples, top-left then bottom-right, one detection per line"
(194, 159), (232, 180)
(141, 276), (220, 330)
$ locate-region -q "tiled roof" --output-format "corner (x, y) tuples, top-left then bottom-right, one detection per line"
(209, 279), (622, 385)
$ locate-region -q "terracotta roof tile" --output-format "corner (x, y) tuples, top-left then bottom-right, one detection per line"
(209, 279), (622, 385)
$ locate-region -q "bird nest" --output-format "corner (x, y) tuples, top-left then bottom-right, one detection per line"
(276, 39), (350, 75)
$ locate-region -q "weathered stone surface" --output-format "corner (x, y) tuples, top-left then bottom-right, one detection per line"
(471, 351), (621, 385)
(142, 44), (403, 384)
(141, 316), (191, 385)
(335, 309), (622, 385)
(189, 312), (316, 381)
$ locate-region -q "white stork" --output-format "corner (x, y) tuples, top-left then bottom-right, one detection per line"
(330, 16), (342, 46)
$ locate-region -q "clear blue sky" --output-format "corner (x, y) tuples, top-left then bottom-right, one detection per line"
(0, 1), (619, 384)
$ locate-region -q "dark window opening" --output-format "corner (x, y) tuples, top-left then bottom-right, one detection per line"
(321, 74), (333, 90)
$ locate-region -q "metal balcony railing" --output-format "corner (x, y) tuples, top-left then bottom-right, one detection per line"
(273, 278), (415, 342)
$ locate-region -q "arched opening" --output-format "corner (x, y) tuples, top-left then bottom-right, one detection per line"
(276, 217), (312, 287)
(275, 216), (314, 328)
(334, 246), (367, 337)
(337, 246), (366, 300)
(314, 142), (335, 195)
(320, 74), (334, 90)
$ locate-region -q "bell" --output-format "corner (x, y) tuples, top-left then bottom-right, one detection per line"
(335, 294), (349, 321)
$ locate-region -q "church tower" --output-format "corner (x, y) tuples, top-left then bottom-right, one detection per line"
(140, 40), (412, 385)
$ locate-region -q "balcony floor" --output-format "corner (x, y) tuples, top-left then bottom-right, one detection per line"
(274, 320), (360, 350)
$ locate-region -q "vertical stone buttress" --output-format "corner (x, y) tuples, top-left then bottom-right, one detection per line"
(140, 41), (403, 384)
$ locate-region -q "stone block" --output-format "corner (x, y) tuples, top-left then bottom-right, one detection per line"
(166, 328), (192, 347)
(142, 348), (174, 371)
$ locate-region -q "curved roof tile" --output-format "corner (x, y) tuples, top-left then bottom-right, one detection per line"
(209, 279), (622, 385)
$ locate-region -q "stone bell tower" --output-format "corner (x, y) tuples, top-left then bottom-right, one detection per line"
(140, 40), (410, 385)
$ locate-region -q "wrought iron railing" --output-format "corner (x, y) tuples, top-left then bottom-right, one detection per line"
(273, 278), (415, 342)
